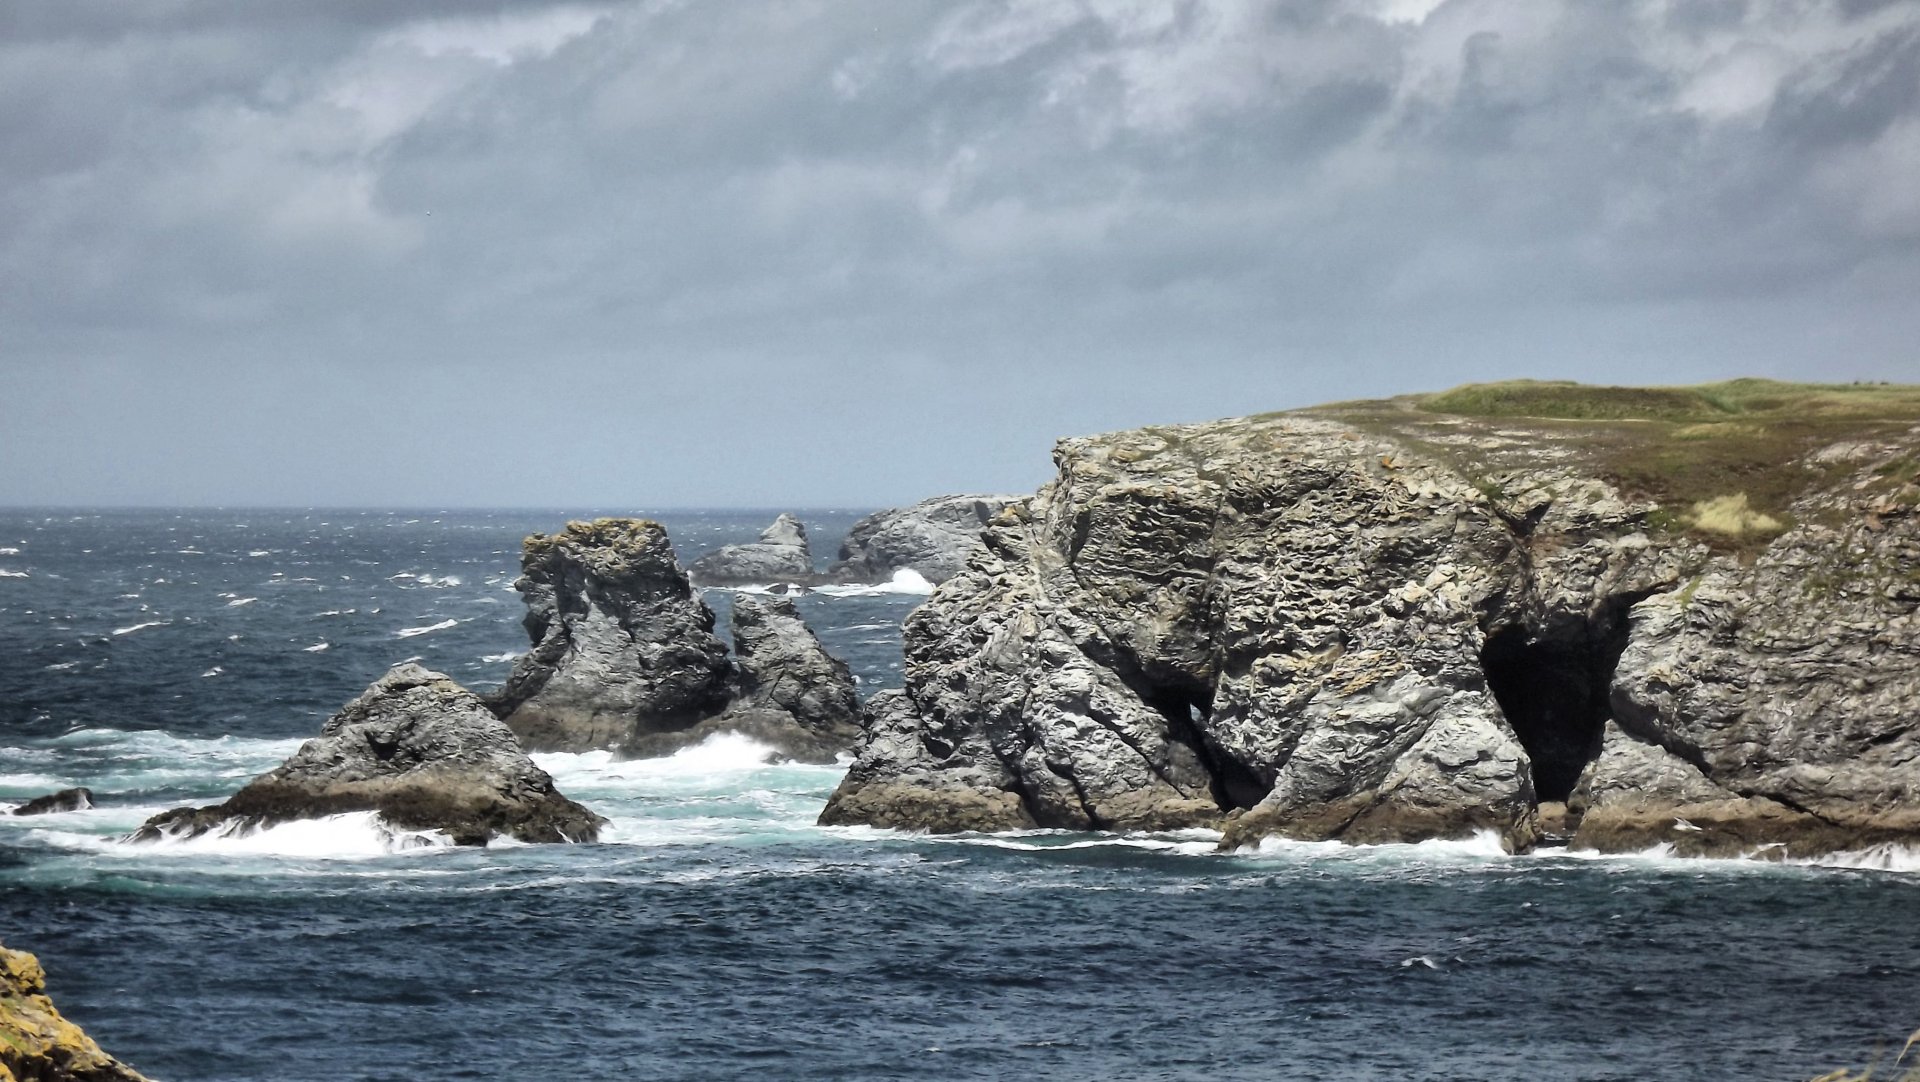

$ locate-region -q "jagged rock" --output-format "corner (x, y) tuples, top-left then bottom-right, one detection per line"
(1, 942), (152, 1082)
(731, 595), (860, 742)
(134, 664), (603, 846)
(828, 495), (1023, 584)
(10, 788), (92, 816)
(820, 381), (1920, 858)
(687, 514), (815, 585)
(490, 519), (734, 752)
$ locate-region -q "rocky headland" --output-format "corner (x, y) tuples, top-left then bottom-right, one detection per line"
(821, 380), (1920, 859)
(827, 495), (1024, 584)
(491, 518), (862, 761)
(1, 942), (152, 1082)
(135, 664), (605, 846)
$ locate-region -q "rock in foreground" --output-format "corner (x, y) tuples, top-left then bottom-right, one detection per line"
(821, 380), (1920, 859)
(136, 664), (603, 846)
(490, 519), (734, 752)
(827, 495), (1023, 584)
(1, 942), (153, 1082)
(687, 513), (815, 585)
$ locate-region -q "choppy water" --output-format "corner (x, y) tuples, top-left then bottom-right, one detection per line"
(2, 510), (1916, 1082)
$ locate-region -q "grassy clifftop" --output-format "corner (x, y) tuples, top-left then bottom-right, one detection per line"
(1300, 378), (1920, 550)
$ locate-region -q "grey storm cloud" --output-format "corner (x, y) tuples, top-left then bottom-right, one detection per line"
(2, 0), (1917, 506)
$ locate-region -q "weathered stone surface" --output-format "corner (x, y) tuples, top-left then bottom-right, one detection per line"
(730, 595), (860, 744)
(687, 513), (814, 585)
(1, 942), (152, 1082)
(828, 495), (1024, 584)
(490, 519), (734, 752)
(135, 664), (603, 846)
(821, 386), (1920, 859)
(10, 788), (92, 816)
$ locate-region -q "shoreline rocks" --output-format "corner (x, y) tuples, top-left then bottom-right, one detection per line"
(819, 385), (1920, 859)
(1, 942), (153, 1082)
(135, 664), (604, 847)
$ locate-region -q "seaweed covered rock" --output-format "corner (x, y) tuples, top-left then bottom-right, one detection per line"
(687, 513), (814, 585)
(490, 519), (734, 752)
(135, 664), (603, 846)
(827, 495), (1022, 584)
(1, 942), (152, 1082)
(821, 380), (1920, 859)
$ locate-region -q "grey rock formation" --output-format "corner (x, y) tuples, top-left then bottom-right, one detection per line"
(820, 386), (1920, 859)
(134, 664), (604, 846)
(490, 518), (735, 752)
(687, 513), (815, 585)
(827, 495), (1024, 584)
(9, 787), (93, 816)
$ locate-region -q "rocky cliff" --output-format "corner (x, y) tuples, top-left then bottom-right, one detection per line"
(1, 942), (152, 1082)
(821, 380), (1920, 859)
(136, 664), (604, 846)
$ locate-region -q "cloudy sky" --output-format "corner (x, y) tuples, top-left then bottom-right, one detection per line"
(3, 0), (1917, 507)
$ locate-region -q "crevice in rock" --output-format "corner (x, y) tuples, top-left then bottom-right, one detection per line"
(1480, 593), (1651, 803)
(1130, 670), (1272, 813)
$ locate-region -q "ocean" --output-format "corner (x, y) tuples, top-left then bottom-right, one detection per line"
(1, 510), (1915, 1082)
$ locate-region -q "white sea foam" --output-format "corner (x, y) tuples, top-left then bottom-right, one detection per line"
(43, 661), (80, 671)
(248, 549), (272, 557)
(1793, 843), (1920, 874)
(201, 666), (224, 677)
(0, 547), (19, 555)
(315, 608), (357, 617)
(395, 618), (459, 638)
(112, 619), (171, 636)
(811, 569), (936, 597)
(130, 810), (453, 858)
(304, 642), (331, 652)
(226, 597), (258, 607)
(0, 569), (28, 579)
(480, 652), (520, 663)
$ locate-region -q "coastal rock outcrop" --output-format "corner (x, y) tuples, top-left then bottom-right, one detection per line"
(135, 664), (604, 846)
(827, 495), (1023, 584)
(687, 513), (814, 585)
(10, 788), (93, 816)
(490, 519), (734, 752)
(489, 517), (865, 762)
(1, 942), (152, 1082)
(821, 380), (1920, 859)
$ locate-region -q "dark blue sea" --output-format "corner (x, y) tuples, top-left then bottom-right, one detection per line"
(2, 510), (1915, 1082)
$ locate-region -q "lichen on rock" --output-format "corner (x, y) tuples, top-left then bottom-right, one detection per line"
(1, 942), (152, 1082)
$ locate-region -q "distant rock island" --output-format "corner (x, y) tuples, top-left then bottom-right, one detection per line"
(687, 497), (1021, 587)
(821, 379), (1920, 860)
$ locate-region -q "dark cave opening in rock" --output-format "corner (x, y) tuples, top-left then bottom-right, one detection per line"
(1479, 605), (1637, 803)
(1133, 677), (1272, 813)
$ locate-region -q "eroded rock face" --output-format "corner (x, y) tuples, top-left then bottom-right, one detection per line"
(491, 519), (734, 752)
(1, 942), (152, 1082)
(135, 664), (604, 846)
(827, 495), (1023, 584)
(820, 405), (1920, 858)
(10, 788), (92, 816)
(687, 513), (814, 585)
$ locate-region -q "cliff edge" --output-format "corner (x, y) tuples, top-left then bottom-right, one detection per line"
(820, 379), (1920, 858)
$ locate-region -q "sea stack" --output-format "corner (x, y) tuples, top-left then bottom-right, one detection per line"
(686, 513), (815, 585)
(135, 664), (605, 846)
(827, 495), (1024, 584)
(820, 380), (1920, 859)
(490, 518), (735, 752)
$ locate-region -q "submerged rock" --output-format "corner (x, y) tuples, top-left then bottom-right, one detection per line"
(10, 787), (92, 816)
(135, 664), (603, 846)
(820, 380), (1920, 859)
(827, 495), (1023, 585)
(687, 513), (815, 585)
(1, 942), (152, 1082)
(490, 518), (735, 752)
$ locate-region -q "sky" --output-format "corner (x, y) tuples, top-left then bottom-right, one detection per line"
(3, 0), (1918, 508)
